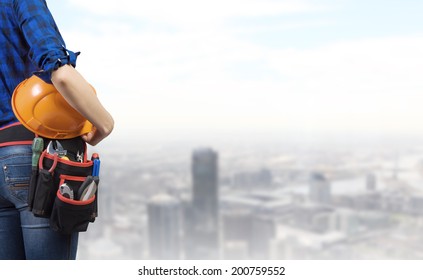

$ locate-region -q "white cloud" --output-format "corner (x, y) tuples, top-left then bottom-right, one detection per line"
(59, 1), (423, 138)
(67, 0), (318, 26)
(266, 35), (423, 132)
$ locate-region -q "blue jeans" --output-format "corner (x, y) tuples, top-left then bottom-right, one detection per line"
(0, 145), (78, 260)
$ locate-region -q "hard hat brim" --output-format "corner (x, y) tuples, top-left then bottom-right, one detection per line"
(12, 75), (94, 139)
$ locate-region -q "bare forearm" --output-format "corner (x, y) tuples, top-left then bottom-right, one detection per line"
(51, 65), (114, 138)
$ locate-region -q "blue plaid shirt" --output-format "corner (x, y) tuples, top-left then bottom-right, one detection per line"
(0, 0), (79, 127)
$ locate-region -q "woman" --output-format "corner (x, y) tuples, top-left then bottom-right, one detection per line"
(0, 0), (114, 259)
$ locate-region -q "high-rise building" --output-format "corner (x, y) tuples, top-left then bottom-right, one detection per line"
(249, 214), (275, 259)
(147, 193), (182, 259)
(309, 172), (331, 205)
(184, 148), (219, 259)
(221, 210), (251, 259)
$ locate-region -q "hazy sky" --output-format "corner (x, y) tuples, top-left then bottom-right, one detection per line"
(47, 0), (423, 142)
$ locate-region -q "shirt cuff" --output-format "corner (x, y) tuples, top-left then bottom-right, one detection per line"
(34, 47), (80, 83)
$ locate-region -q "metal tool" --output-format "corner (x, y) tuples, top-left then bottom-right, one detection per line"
(47, 140), (67, 158)
(59, 183), (74, 200)
(76, 151), (83, 163)
(78, 178), (97, 201)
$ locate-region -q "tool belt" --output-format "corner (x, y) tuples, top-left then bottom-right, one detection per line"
(28, 136), (100, 235)
(0, 122), (34, 147)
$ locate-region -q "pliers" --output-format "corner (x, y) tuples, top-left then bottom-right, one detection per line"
(46, 140), (67, 158)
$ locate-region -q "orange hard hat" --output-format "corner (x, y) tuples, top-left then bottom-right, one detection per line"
(11, 75), (94, 139)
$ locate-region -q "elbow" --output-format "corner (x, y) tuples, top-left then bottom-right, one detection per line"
(51, 65), (72, 88)
(98, 116), (115, 137)
(104, 121), (114, 137)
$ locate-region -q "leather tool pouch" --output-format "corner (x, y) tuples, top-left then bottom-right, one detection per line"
(28, 137), (99, 235)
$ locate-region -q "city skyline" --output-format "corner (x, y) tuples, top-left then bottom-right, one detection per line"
(77, 136), (423, 259)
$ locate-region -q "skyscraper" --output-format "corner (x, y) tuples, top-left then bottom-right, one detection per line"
(147, 193), (182, 259)
(184, 148), (219, 259)
(309, 172), (331, 205)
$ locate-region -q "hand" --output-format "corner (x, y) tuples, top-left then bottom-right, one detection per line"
(81, 126), (112, 146)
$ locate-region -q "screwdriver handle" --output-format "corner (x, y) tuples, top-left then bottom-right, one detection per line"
(32, 137), (44, 168)
(91, 153), (100, 176)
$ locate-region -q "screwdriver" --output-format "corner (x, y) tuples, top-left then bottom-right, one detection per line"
(32, 137), (44, 168)
(92, 153), (100, 176)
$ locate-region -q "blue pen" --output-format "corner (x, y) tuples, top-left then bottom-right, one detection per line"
(92, 153), (100, 176)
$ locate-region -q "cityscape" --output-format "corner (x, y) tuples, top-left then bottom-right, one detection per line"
(77, 133), (423, 260)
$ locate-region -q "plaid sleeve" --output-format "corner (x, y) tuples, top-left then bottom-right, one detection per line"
(13, 0), (79, 83)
